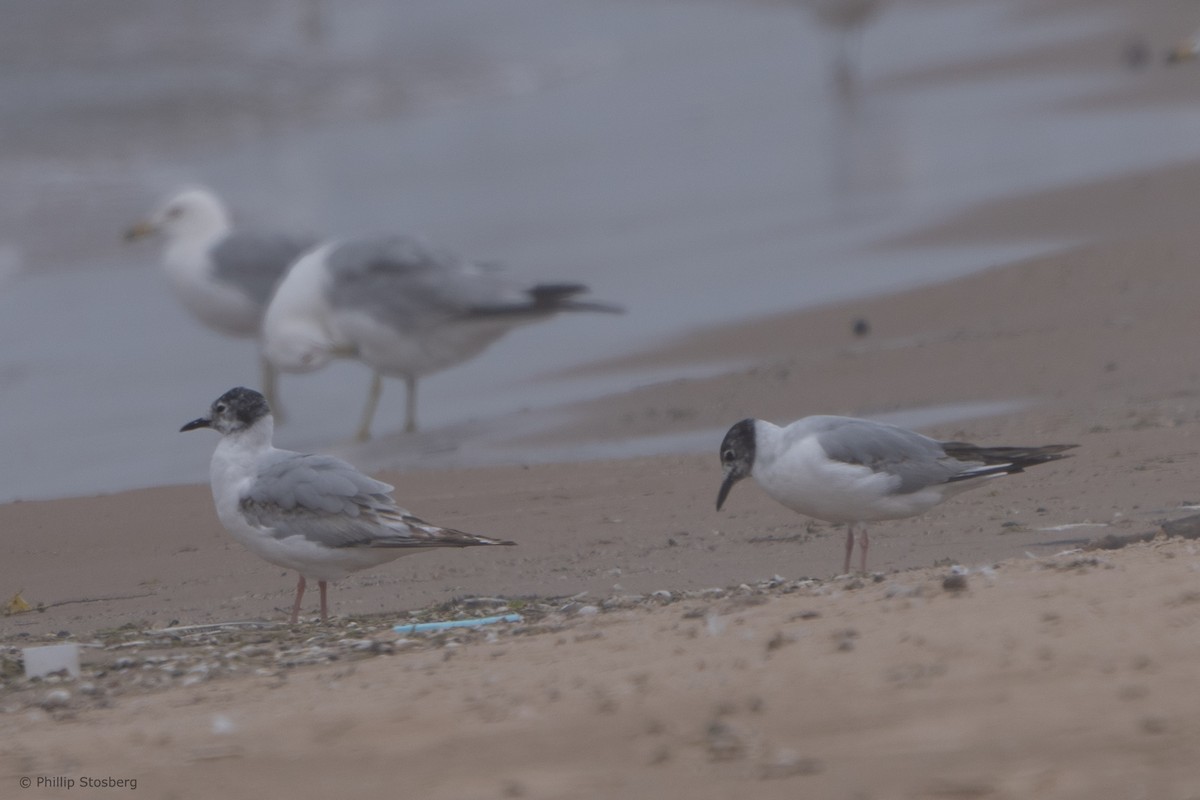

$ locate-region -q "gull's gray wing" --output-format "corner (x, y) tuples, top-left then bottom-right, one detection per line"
(210, 233), (320, 307)
(324, 236), (513, 332)
(808, 417), (966, 494)
(324, 235), (620, 332)
(239, 452), (509, 548)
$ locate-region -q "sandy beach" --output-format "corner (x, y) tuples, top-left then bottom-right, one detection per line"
(9, 179), (1200, 796)
(7, 1), (1200, 798)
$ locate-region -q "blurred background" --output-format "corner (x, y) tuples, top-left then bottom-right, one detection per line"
(2, 0), (1199, 502)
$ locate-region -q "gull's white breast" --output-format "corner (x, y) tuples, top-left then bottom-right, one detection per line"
(262, 245), (344, 370)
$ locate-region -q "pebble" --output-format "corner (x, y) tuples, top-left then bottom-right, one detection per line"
(942, 574), (969, 593)
(759, 750), (823, 779)
(705, 719), (746, 761)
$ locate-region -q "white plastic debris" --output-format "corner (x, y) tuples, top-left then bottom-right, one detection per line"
(22, 643), (80, 679)
(211, 714), (237, 735)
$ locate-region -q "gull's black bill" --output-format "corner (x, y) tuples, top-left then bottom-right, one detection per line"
(180, 417), (211, 432)
(716, 472), (737, 511)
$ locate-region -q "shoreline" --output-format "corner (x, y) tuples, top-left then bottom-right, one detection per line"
(9, 204), (1200, 639)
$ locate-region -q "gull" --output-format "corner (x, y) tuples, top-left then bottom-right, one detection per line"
(796, 0), (885, 84)
(126, 187), (318, 418)
(716, 415), (1075, 574)
(181, 386), (515, 623)
(262, 234), (623, 441)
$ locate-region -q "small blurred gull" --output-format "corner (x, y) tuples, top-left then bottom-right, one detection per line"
(181, 387), (514, 623)
(263, 234), (623, 440)
(800, 0), (882, 36)
(797, 0), (885, 82)
(126, 187), (318, 417)
(716, 415), (1075, 574)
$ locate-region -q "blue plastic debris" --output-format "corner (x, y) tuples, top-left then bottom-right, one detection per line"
(394, 613), (523, 634)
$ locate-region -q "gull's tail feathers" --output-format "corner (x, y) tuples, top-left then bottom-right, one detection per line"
(942, 442), (1077, 482)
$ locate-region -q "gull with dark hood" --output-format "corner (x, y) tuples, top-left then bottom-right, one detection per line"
(716, 414), (1074, 574)
(181, 386), (515, 623)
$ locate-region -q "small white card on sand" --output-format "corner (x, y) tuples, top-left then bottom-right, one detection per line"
(22, 643), (80, 679)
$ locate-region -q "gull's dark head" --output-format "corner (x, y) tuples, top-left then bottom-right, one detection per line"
(180, 387), (271, 436)
(716, 418), (757, 511)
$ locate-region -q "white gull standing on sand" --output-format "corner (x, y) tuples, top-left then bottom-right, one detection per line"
(716, 415), (1075, 574)
(262, 234), (623, 441)
(126, 187), (318, 417)
(181, 386), (515, 623)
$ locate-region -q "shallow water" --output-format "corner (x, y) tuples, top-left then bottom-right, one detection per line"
(0, 0), (1197, 501)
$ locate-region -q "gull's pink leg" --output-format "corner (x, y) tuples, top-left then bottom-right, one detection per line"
(860, 528), (870, 574)
(318, 580), (329, 622)
(843, 526), (855, 574)
(291, 575), (307, 624)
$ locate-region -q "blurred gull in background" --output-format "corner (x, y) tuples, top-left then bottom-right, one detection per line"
(262, 234), (623, 441)
(125, 187), (319, 419)
(796, 0), (885, 83)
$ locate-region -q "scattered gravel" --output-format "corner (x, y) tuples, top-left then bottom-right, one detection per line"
(0, 572), (888, 715)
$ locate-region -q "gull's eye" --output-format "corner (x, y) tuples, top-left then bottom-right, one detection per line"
(166, 205), (183, 219)
(721, 448), (735, 463)
(215, 402), (227, 414)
